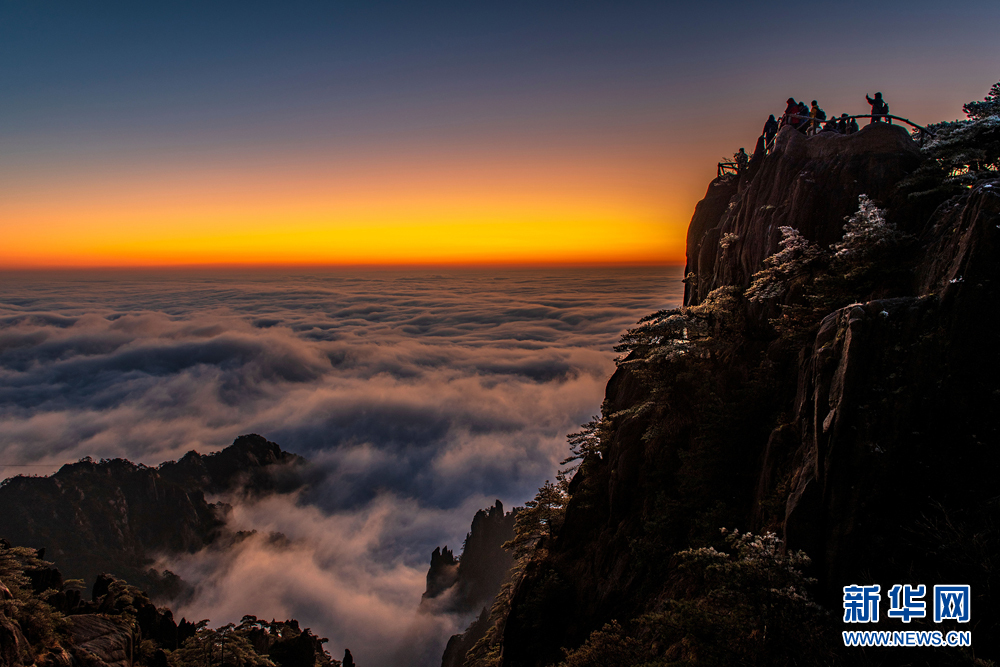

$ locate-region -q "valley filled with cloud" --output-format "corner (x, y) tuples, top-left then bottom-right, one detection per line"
(0, 266), (681, 665)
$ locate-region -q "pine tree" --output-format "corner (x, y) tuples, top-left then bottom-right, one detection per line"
(963, 80), (1000, 121)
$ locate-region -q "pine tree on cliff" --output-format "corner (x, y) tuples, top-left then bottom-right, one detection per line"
(963, 80), (1000, 120)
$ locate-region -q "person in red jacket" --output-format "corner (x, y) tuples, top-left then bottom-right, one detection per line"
(782, 98), (799, 128)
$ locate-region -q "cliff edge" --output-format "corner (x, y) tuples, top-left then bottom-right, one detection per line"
(448, 96), (1000, 666)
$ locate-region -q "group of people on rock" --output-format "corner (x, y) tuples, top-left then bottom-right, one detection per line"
(727, 91), (893, 176)
(778, 98), (826, 135)
(773, 93), (890, 141)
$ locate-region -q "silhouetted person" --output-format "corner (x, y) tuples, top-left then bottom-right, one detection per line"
(343, 649), (355, 667)
(822, 116), (838, 132)
(752, 134), (766, 162)
(736, 148), (748, 172)
(782, 98), (798, 128)
(838, 113), (849, 133)
(808, 100), (826, 135)
(763, 114), (779, 150)
(866, 92), (889, 124)
(797, 101), (810, 132)
(848, 117), (860, 134)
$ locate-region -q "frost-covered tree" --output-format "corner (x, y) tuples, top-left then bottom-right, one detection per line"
(745, 226), (824, 303)
(819, 195), (912, 300)
(905, 79), (1000, 196)
(963, 80), (1000, 121)
(553, 621), (644, 667)
(745, 196), (909, 331)
(614, 309), (704, 360)
(464, 481), (571, 667)
(641, 529), (831, 666)
(833, 195), (904, 263)
(553, 530), (832, 667)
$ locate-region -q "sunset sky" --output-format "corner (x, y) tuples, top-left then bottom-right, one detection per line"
(3, 1), (998, 267)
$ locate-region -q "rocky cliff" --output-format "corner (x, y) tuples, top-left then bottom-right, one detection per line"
(447, 115), (1000, 666)
(421, 501), (516, 667)
(423, 501), (516, 614)
(0, 434), (306, 598)
(0, 541), (337, 667)
(687, 124), (924, 304)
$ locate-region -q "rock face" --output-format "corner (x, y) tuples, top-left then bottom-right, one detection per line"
(0, 612), (32, 667)
(777, 179), (1000, 590)
(459, 124), (1000, 665)
(423, 547), (459, 601)
(423, 501), (515, 667)
(686, 123), (924, 306)
(423, 501), (515, 615)
(65, 615), (135, 667)
(0, 434), (305, 598)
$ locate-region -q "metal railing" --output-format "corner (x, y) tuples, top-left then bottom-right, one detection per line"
(716, 112), (937, 178)
(781, 113), (936, 145)
(718, 161), (740, 177)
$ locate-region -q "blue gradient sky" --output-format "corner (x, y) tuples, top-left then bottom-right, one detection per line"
(3, 1), (998, 265)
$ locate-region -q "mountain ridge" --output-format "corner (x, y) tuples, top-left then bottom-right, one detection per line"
(0, 434), (306, 598)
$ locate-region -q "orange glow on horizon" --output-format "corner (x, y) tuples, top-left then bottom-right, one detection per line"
(1, 150), (695, 268)
(1, 216), (685, 268)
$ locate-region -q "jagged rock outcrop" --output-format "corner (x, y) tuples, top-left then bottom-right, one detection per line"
(683, 175), (738, 305)
(424, 501), (515, 667)
(0, 434), (305, 598)
(687, 123), (924, 306)
(423, 501), (515, 616)
(464, 120), (1000, 666)
(158, 434), (306, 496)
(424, 547), (459, 601)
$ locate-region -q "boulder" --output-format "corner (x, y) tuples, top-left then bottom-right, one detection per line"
(65, 615), (135, 667)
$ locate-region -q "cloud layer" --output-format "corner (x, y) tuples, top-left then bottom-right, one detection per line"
(0, 266), (682, 666)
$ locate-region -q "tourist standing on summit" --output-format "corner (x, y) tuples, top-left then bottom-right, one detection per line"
(782, 98), (799, 128)
(808, 100), (826, 135)
(763, 114), (779, 151)
(797, 101), (809, 132)
(867, 92), (889, 123)
(736, 148), (748, 172)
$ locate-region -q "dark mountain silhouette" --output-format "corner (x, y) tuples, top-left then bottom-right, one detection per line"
(443, 114), (1000, 666)
(421, 501), (515, 667)
(0, 434), (306, 598)
(421, 500), (515, 613)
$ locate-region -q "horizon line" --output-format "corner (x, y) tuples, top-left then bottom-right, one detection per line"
(1, 259), (686, 272)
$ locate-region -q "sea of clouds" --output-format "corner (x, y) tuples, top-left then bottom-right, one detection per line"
(0, 267), (682, 666)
